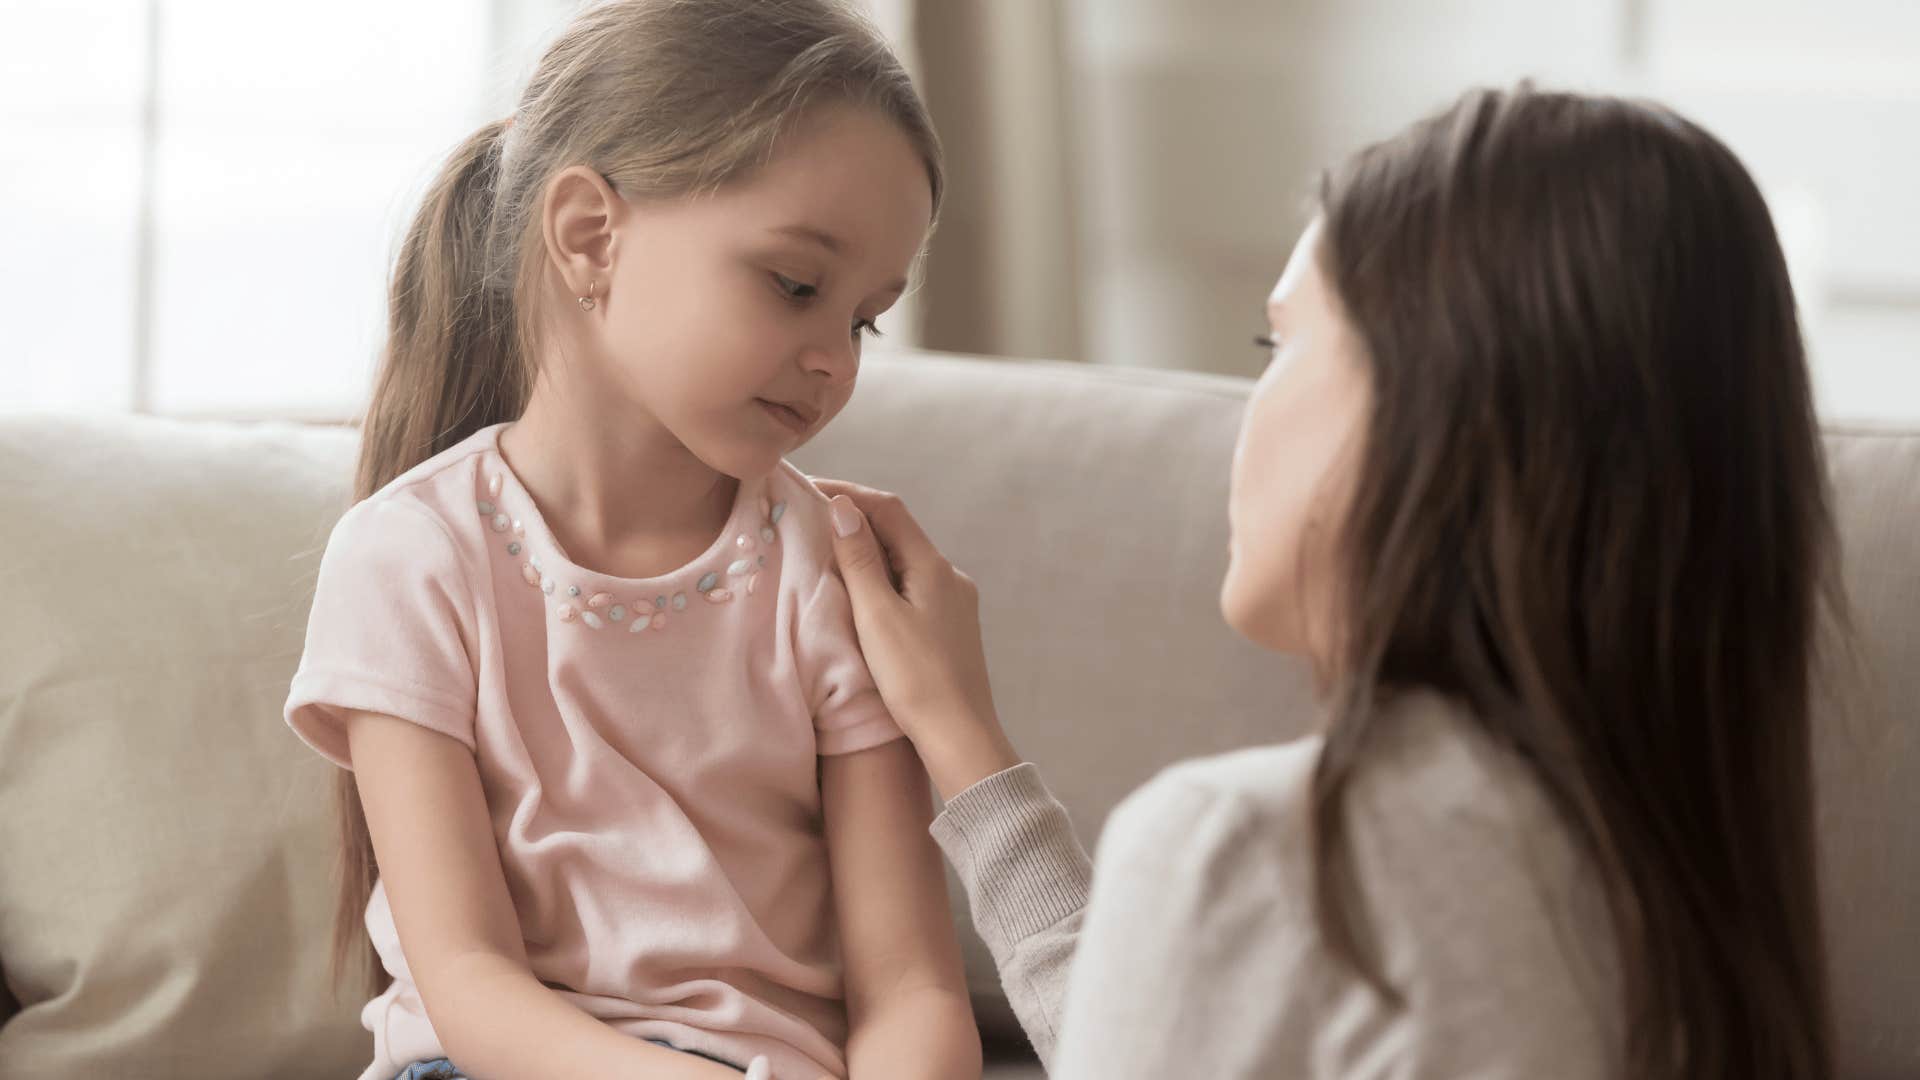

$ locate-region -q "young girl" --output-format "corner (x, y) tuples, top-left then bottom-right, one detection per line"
(817, 85), (1837, 1078)
(282, 3), (978, 1078)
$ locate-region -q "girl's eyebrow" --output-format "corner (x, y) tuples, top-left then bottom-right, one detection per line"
(768, 224), (909, 294)
(770, 224), (847, 255)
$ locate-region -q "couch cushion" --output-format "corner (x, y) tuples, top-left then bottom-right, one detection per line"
(0, 415), (364, 1077)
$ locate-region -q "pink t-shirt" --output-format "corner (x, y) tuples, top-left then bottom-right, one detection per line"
(285, 423), (899, 1080)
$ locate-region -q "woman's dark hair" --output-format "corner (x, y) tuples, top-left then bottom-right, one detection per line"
(1312, 85), (1836, 1079)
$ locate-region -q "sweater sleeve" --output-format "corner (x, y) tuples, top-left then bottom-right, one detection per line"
(927, 762), (1092, 1067)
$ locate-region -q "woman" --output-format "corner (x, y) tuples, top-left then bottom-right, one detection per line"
(818, 85), (1837, 1079)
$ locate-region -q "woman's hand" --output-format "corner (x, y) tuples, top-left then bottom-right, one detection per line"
(817, 479), (1020, 802)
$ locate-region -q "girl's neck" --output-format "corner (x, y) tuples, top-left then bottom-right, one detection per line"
(499, 370), (737, 578)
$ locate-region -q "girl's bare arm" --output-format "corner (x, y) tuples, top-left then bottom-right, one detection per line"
(347, 709), (742, 1080)
(821, 737), (983, 1079)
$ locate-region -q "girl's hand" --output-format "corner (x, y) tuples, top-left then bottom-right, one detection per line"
(817, 480), (1020, 802)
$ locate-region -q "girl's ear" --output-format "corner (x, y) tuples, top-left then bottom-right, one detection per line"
(541, 165), (623, 301)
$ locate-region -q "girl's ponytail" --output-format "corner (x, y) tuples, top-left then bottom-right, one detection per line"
(354, 117), (527, 503)
(333, 117), (526, 993)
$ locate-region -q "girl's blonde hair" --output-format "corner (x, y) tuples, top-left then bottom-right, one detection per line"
(336, 0), (943, 993)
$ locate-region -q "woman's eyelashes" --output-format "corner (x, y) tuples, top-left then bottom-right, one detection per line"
(772, 272), (884, 338)
(1254, 333), (1281, 350)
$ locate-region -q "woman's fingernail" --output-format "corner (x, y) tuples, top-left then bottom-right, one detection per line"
(830, 495), (861, 538)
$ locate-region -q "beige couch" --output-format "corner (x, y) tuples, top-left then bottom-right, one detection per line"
(1, 353), (1913, 1079)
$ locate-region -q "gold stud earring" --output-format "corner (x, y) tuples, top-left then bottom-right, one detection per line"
(578, 281), (597, 311)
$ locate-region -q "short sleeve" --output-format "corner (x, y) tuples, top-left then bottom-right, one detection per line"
(794, 566), (902, 756)
(284, 496), (479, 768)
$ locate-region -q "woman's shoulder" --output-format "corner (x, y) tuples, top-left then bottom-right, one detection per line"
(1087, 693), (1618, 1073)
(1115, 736), (1323, 847)
(1344, 690), (1572, 849)
(1351, 694), (1624, 1067)
(1099, 690), (1584, 909)
(1096, 736), (1327, 918)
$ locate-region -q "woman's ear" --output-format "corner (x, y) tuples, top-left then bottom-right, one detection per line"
(541, 165), (623, 302)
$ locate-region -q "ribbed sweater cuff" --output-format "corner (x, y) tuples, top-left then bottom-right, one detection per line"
(929, 762), (1093, 960)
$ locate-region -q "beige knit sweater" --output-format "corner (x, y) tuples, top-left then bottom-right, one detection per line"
(929, 693), (1622, 1078)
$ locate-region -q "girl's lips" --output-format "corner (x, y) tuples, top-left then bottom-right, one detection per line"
(757, 398), (812, 433)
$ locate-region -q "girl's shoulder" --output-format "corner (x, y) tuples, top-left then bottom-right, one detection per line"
(323, 424), (506, 583)
(761, 459), (839, 578)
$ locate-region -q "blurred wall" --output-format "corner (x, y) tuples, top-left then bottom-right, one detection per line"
(910, 0), (1920, 420)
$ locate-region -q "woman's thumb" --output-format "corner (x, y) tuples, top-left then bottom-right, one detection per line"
(828, 495), (890, 598)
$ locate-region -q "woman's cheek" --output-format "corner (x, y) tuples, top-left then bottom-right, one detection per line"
(1221, 472), (1305, 650)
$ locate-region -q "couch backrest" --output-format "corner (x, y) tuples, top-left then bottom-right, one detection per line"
(1, 353), (1912, 1076)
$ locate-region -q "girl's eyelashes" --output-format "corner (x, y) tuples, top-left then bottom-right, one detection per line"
(1254, 333), (1280, 349)
(773, 272), (819, 300)
(774, 270), (883, 339)
(771, 270), (883, 339)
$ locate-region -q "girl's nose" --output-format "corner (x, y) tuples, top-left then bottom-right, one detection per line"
(800, 335), (858, 386)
